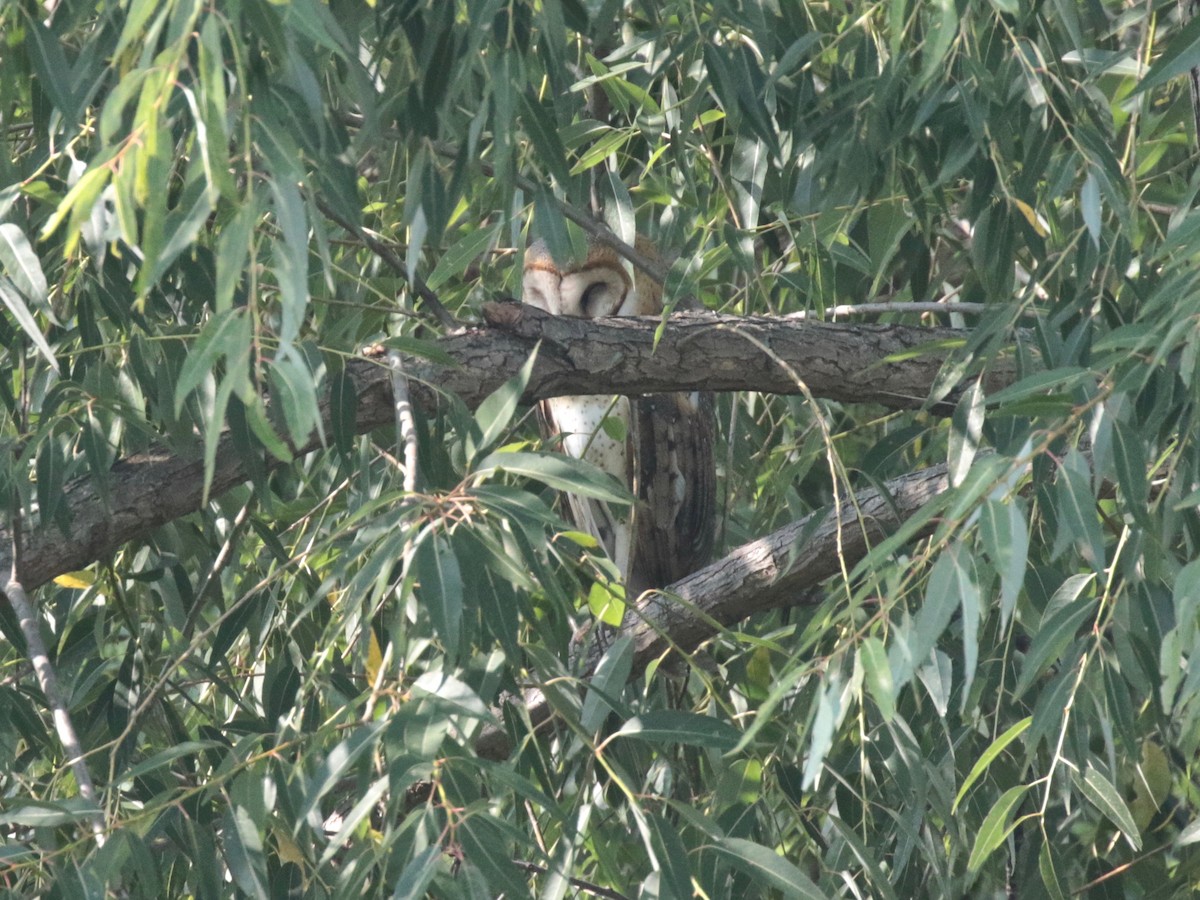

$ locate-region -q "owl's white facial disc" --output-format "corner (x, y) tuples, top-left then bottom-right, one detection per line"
(521, 268), (561, 313)
(560, 268), (628, 318)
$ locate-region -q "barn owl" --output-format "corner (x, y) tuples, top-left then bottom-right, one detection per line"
(522, 235), (716, 596)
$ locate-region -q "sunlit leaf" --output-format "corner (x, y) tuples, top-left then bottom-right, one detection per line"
(471, 345), (539, 462)
(0, 223), (49, 307)
(1080, 170), (1101, 247)
(948, 379), (984, 487)
(0, 278), (58, 372)
(586, 579), (626, 628)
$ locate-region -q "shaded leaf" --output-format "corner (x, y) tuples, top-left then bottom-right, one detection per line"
(616, 711), (740, 750)
(1076, 765), (1142, 850)
(1134, 13), (1200, 95)
(414, 531), (464, 661)
(967, 785), (1030, 872)
(858, 637), (895, 722)
(474, 450), (632, 504)
(711, 837), (827, 899)
(954, 717), (1032, 812)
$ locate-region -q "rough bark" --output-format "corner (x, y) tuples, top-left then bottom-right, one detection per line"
(1, 305), (1017, 593)
(473, 464), (951, 760)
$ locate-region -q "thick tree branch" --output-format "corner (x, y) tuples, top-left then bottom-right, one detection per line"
(473, 463), (951, 760)
(1, 307), (1018, 592)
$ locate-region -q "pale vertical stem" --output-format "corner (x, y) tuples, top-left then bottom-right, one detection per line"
(5, 576), (106, 845)
(388, 349), (419, 494)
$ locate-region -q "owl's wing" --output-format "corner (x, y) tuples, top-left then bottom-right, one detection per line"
(538, 395), (637, 583)
(628, 391), (717, 594)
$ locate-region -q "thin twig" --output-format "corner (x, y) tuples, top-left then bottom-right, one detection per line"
(510, 859), (630, 900)
(315, 197), (458, 328)
(4, 575), (106, 846)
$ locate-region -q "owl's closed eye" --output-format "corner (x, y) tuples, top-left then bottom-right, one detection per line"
(580, 279), (619, 317)
(522, 239), (638, 317)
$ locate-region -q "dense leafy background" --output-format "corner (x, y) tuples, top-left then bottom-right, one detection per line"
(3, 0), (1200, 896)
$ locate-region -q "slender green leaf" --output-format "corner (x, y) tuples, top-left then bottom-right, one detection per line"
(985, 368), (1089, 407)
(1133, 13), (1200, 95)
(299, 722), (387, 828)
(802, 674), (841, 788)
(0, 799), (102, 827)
(711, 837), (827, 899)
(318, 777), (391, 867)
(949, 378), (984, 487)
(889, 546), (966, 689)
(967, 785), (1031, 871)
(1038, 841), (1068, 900)
(0, 223), (48, 307)
(616, 711), (740, 750)
(1054, 451), (1105, 570)
(414, 531), (464, 661)
(1014, 598), (1095, 700)
(392, 846), (444, 900)
(953, 717), (1032, 812)
(472, 345), (539, 461)
(1077, 766), (1142, 850)
(474, 450), (632, 504)
(979, 498), (1029, 632)
(457, 814), (533, 900)
(858, 637), (895, 721)
(645, 814), (692, 899)
(581, 636), (634, 732)
(426, 223), (502, 291)
(825, 816), (899, 900)
(174, 308), (250, 414)
(1080, 170), (1101, 247)
(0, 277), (58, 372)
(221, 806), (269, 900)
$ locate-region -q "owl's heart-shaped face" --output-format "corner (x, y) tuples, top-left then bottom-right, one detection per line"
(522, 238), (656, 318)
(522, 264), (630, 317)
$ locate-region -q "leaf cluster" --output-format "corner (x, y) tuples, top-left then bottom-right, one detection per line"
(4, 0), (1200, 897)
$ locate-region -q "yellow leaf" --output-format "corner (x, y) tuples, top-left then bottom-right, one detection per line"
(328, 590), (386, 686)
(1011, 198), (1049, 237)
(366, 630), (384, 686)
(54, 571), (95, 589)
